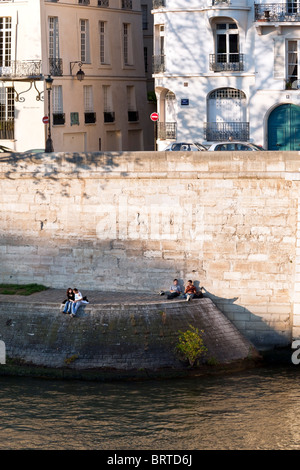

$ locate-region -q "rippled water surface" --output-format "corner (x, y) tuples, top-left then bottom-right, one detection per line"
(1, 365), (300, 450)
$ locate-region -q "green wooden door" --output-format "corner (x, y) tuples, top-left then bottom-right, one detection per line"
(268, 104), (300, 150)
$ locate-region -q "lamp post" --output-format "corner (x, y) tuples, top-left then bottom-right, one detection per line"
(45, 75), (54, 153)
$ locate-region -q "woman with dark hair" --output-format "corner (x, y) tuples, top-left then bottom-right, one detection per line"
(63, 287), (75, 314)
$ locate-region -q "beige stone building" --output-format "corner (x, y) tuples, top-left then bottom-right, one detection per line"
(0, 0), (154, 152)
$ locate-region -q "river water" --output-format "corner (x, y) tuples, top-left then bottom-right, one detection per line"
(1, 364), (300, 450)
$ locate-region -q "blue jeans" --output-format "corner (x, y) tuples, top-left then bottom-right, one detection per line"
(63, 301), (73, 313)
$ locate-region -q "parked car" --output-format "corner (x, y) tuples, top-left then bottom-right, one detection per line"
(163, 142), (208, 151)
(207, 141), (264, 151)
(24, 149), (45, 154)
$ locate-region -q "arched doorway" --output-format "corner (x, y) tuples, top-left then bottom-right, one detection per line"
(268, 104), (300, 150)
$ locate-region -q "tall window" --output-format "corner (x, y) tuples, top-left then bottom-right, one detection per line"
(103, 84), (115, 122)
(123, 23), (132, 66)
(84, 85), (96, 123)
(49, 17), (62, 75)
(52, 85), (65, 125)
(141, 5), (148, 30)
(49, 17), (59, 60)
(287, 40), (299, 85)
(80, 19), (90, 63)
(215, 22), (239, 64)
(0, 87), (14, 139)
(0, 17), (11, 67)
(99, 21), (109, 64)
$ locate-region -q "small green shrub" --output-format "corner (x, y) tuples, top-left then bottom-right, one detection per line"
(176, 325), (208, 367)
(0, 283), (48, 296)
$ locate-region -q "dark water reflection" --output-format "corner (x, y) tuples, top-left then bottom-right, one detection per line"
(1, 365), (300, 450)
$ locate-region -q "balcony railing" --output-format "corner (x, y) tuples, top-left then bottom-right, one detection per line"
(153, 55), (165, 73)
(254, 3), (300, 22)
(210, 54), (244, 72)
(0, 120), (14, 140)
(153, 0), (165, 8)
(49, 58), (63, 76)
(0, 60), (42, 80)
(122, 0), (132, 9)
(204, 122), (249, 141)
(104, 111), (115, 123)
(128, 111), (139, 122)
(157, 122), (176, 140)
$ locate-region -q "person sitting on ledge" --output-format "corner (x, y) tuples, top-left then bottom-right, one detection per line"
(167, 279), (182, 299)
(184, 280), (197, 301)
(63, 287), (75, 314)
(70, 288), (83, 317)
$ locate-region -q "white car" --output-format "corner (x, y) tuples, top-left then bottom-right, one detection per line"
(207, 141), (264, 151)
(164, 142), (208, 151)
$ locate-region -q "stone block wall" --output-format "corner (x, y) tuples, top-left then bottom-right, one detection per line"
(0, 151), (299, 348)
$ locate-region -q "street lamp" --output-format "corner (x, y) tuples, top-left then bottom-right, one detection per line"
(45, 75), (54, 153)
(70, 61), (85, 81)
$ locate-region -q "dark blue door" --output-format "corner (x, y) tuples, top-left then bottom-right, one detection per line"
(268, 104), (300, 150)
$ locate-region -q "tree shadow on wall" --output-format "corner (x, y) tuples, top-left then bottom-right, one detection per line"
(0, 150), (148, 187)
(196, 285), (291, 352)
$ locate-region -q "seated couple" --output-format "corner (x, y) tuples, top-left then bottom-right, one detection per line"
(63, 288), (88, 317)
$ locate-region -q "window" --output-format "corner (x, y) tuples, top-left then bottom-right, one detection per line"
(142, 5), (148, 30)
(211, 21), (243, 71)
(49, 17), (62, 76)
(287, 40), (299, 86)
(127, 85), (138, 121)
(80, 19), (90, 63)
(99, 21), (109, 65)
(103, 85), (115, 122)
(52, 85), (65, 125)
(84, 85), (96, 123)
(0, 17), (11, 68)
(0, 86), (14, 139)
(123, 23), (132, 66)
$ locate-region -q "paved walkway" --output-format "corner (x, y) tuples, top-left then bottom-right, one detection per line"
(0, 288), (191, 305)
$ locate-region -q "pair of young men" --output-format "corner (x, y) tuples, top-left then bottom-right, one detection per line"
(164, 279), (202, 301)
(63, 288), (83, 316)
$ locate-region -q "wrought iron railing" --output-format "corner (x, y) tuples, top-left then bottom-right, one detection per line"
(85, 112), (96, 124)
(122, 0), (132, 9)
(104, 111), (115, 123)
(204, 122), (249, 141)
(254, 3), (300, 21)
(49, 58), (63, 76)
(152, 55), (165, 73)
(153, 0), (165, 8)
(128, 111), (139, 122)
(0, 60), (42, 79)
(98, 0), (109, 5)
(157, 122), (176, 140)
(210, 54), (244, 72)
(0, 120), (14, 140)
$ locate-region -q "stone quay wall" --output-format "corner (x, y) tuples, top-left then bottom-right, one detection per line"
(0, 297), (255, 371)
(0, 151), (300, 349)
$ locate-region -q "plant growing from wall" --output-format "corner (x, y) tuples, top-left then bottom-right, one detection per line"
(176, 325), (207, 367)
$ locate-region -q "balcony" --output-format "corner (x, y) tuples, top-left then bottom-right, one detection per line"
(122, 0), (132, 9)
(210, 54), (244, 72)
(0, 60), (42, 81)
(85, 112), (96, 124)
(204, 122), (249, 141)
(153, 55), (165, 74)
(153, 0), (165, 8)
(254, 3), (300, 22)
(49, 58), (63, 77)
(157, 122), (176, 140)
(128, 111), (139, 122)
(104, 111), (115, 123)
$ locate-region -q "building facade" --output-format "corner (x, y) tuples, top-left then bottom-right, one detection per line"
(0, 0), (155, 152)
(152, 0), (300, 150)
